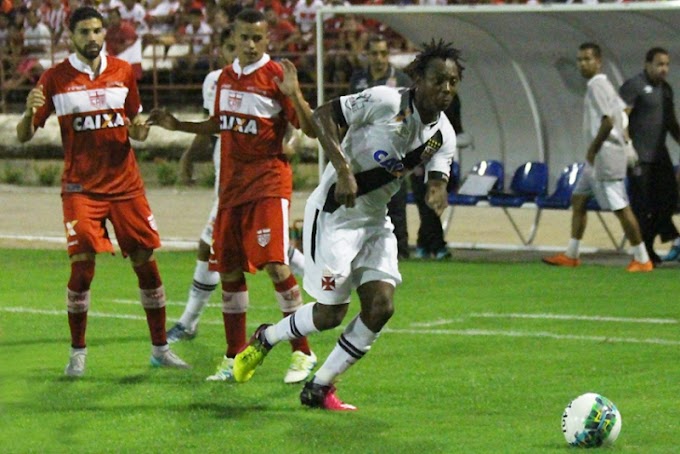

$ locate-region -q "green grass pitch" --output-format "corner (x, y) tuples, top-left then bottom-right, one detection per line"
(1, 249), (679, 453)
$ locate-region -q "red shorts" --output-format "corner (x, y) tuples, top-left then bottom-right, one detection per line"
(62, 194), (161, 257)
(211, 198), (290, 274)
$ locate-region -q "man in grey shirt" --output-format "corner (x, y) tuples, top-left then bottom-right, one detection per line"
(620, 47), (680, 263)
(543, 42), (652, 272)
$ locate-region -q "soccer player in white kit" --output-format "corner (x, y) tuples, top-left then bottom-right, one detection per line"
(233, 40), (462, 410)
(542, 42), (652, 272)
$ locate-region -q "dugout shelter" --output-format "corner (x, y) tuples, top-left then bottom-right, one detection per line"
(314, 3), (680, 186)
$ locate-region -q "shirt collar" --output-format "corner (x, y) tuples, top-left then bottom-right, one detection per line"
(69, 52), (107, 80)
(232, 54), (270, 78)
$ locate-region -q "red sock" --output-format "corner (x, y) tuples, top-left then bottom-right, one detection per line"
(284, 311), (311, 355)
(68, 312), (87, 349)
(222, 279), (247, 357)
(224, 312), (246, 357)
(145, 307), (167, 346)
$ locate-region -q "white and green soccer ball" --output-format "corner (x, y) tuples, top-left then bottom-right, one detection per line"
(561, 393), (622, 448)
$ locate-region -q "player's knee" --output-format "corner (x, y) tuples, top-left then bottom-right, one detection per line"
(361, 293), (395, 329)
(264, 262), (290, 282)
(68, 259), (95, 293)
(129, 248), (154, 267)
(313, 303), (348, 330)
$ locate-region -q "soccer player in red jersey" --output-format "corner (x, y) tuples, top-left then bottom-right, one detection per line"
(16, 6), (189, 377)
(148, 8), (318, 383)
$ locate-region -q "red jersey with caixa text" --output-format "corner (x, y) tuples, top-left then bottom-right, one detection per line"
(33, 54), (145, 200)
(214, 54), (300, 208)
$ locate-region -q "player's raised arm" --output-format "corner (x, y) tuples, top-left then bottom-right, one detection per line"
(275, 58), (316, 139)
(16, 85), (45, 143)
(312, 101), (357, 208)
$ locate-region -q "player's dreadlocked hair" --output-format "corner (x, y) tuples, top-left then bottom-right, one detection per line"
(405, 39), (465, 81)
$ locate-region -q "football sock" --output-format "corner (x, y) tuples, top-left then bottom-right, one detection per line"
(632, 243), (650, 263)
(179, 260), (219, 332)
(565, 238), (580, 259)
(222, 279), (248, 357)
(67, 261), (94, 349)
(134, 261), (167, 346)
(265, 302), (318, 346)
(313, 314), (378, 386)
(273, 274), (311, 354)
(673, 237), (680, 247)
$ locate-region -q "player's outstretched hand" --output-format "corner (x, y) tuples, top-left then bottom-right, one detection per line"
(146, 108), (179, 131)
(274, 59), (300, 98)
(425, 181), (448, 216)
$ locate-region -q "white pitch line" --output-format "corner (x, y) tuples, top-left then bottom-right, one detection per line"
(410, 318), (463, 327)
(384, 327), (680, 346)
(4, 307), (679, 346)
(470, 312), (677, 325)
(1, 307), (223, 325)
(0, 234), (196, 250)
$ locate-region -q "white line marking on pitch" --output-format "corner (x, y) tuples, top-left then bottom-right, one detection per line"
(410, 318), (464, 327)
(469, 312), (677, 324)
(4, 307), (679, 346)
(385, 328), (680, 346)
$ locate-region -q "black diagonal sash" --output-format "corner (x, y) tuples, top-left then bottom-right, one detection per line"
(322, 130), (443, 213)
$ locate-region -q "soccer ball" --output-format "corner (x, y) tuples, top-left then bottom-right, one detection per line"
(561, 393), (622, 448)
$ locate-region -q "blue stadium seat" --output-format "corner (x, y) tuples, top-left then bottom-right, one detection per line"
(488, 161), (549, 207)
(535, 162), (584, 210)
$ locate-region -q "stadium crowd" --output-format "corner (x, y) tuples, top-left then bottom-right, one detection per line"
(0, 0), (654, 109)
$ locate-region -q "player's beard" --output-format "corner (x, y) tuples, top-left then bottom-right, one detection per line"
(75, 42), (102, 61)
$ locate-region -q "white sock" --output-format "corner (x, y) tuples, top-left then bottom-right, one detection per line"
(152, 344), (169, 356)
(565, 238), (580, 259)
(673, 238), (680, 247)
(179, 260), (220, 331)
(313, 315), (379, 386)
(265, 302), (318, 346)
(632, 243), (650, 263)
(288, 246), (305, 276)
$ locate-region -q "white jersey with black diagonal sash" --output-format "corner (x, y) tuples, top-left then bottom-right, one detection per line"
(307, 86), (457, 216)
(302, 86), (456, 304)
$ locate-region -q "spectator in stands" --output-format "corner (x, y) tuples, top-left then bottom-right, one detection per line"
(119, 0), (149, 36)
(105, 7), (142, 79)
(542, 42), (653, 272)
(292, 0), (322, 41)
(263, 5), (298, 55)
(348, 34), (413, 259)
(175, 7), (213, 81)
(39, 0), (68, 46)
(146, 0), (179, 44)
(147, 8), (318, 384)
(3, 8), (50, 90)
(98, 0), (124, 20)
(619, 47), (680, 264)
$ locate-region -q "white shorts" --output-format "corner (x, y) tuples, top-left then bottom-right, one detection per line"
(573, 164), (629, 211)
(199, 197), (219, 244)
(302, 203), (402, 305)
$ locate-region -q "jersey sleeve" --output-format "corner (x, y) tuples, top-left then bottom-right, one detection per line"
(33, 69), (55, 128)
(588, 78), (619, 118)
(338, 86), (401, 128)
(123, 62), (142, 118)
(618, 77), (638, 108)
(425, 118), (457, 179)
